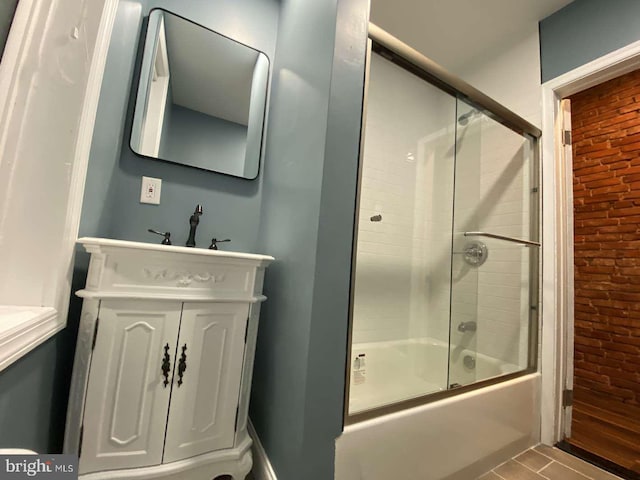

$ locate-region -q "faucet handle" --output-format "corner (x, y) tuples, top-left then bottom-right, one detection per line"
(208, 238), (230, 250)
(148, 229), (172, 245)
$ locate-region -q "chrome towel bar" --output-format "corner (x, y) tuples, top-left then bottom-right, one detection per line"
(463, 232), (541, 247)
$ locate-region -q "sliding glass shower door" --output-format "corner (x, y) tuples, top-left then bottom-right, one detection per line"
(448, 100), (539, 388)
(349, 51), (456, 415)
(346, 47), (540, 420)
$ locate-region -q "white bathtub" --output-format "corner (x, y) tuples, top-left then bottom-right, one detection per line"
(339, 339), (540, 480)
(349, 338), (521, 414)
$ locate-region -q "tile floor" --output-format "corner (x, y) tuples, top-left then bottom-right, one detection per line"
(245, 444), (623, 480)
(478, 444), (623, 480)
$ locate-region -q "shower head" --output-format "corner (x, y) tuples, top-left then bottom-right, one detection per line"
(458, 110), (480, 126)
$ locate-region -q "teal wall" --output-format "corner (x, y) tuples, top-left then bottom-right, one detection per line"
(0, 0), (18, 59)
(0, 337), (71, 452)
(0, 270), (86, 452)
(80, 0), (279, 249)
(250, 0), (368, 478)
(540, 0), (640, 82)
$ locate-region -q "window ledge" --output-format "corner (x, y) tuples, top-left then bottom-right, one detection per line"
(0, 306), (62, 372)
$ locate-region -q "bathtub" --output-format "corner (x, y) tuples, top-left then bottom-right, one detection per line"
(349, 338), (521, 414)
(338, 339), (540, 480)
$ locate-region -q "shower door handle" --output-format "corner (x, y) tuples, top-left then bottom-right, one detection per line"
(463, 232), (540, 247)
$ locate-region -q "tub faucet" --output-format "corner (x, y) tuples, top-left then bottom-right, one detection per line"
(186, 204), (203, 247)
(457, 321), (477, 333)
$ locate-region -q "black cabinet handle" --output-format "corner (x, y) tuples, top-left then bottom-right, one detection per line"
(161, 343), (171, 388)
(177, 344), (187, 387)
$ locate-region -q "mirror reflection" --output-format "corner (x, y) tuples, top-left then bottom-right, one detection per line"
(131, 9), (269, 179)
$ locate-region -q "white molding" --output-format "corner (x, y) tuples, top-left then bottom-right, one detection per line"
(248, 420), (277, 480)
(0, 308), (62, 371)
(0, 0), (118, 371)
(0, 0), (39, 154)
(56, 0), (119, 328)
(540, 39), (640, 445)
(544, 38), (640, 99)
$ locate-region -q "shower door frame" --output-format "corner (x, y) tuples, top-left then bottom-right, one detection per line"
(344, 23), (542, 425)
(540, 37), (640, 446)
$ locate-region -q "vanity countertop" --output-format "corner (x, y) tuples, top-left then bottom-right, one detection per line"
(77, 237), (274, 264)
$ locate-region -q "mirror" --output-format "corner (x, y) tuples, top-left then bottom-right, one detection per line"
(131, 9), (269, 179)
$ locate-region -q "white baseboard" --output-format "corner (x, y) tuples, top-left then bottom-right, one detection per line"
(248, 420), (277, 480)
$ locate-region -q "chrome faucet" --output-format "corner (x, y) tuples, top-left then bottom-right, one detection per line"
(457, 321), (477, 333)
(186, 204), (203, 247)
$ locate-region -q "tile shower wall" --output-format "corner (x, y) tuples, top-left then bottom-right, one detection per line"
(352, 53), (455, 345)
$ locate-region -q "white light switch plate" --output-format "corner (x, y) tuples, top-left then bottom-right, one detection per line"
(140, 176), (161, 205)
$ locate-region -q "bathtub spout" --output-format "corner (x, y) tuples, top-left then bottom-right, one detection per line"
(457, 321), (477, 333)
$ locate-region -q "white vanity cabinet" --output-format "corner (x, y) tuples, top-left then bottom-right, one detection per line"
(163, 302), (249, 462)
(82, 300), (181, 473)
(64, 238), (273, 480)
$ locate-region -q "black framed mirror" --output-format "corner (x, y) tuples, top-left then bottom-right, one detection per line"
(130, 9), (269, 179)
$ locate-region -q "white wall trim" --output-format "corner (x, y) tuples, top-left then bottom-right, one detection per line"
(0, 307), (61, 371)
(0, 0), (40, 220)
(540, 38), (640, 445)
(56, 0), (119, 328)
(248, 420), (277, 480)
(0, 0), (118, 371)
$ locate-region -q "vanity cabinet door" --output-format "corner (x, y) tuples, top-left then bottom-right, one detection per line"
(80, 300), (182, 474)
(163, 302), (249, 463)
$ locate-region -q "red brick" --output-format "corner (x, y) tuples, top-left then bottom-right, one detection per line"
(575, 143), (612, 156)
(610, 378), (640, 393)
(582, 177), (633, 188)
(575, 343), (606, 357)
(571, 72), (640, 403)
(616, 258), (640, 266)
(600, 366), (639, 382)
(596, 224), (636, 233)
(590, 184), (629, 195)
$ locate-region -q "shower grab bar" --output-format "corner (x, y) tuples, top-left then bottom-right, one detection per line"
(463, 232), (541, 247)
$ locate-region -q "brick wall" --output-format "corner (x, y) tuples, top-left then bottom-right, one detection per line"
(571, 69), (640, 405)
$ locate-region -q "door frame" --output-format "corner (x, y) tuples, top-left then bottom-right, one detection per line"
(540, 38), (640, 445)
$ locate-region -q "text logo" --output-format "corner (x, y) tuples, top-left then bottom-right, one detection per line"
(0, 455), (77, 479)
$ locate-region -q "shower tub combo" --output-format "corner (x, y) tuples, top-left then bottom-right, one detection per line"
(336, 24), (541, 480)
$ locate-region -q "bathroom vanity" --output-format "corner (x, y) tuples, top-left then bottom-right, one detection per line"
(64, 238), (273, 480)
